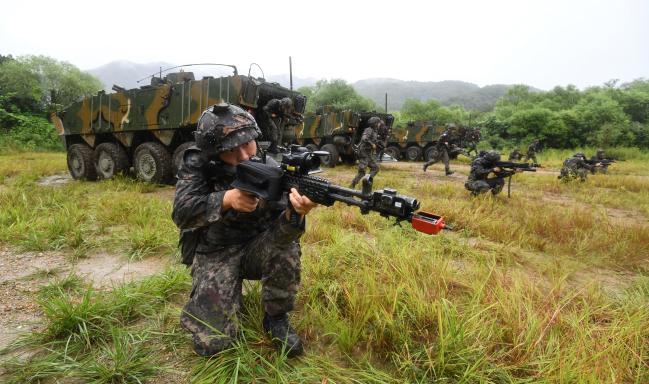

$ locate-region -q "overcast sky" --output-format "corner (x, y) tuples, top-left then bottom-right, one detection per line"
(1, 0), (647, 90)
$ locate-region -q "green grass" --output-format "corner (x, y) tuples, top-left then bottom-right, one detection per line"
(1, 150), (648, 383)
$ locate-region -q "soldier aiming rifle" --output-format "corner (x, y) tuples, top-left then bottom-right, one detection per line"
(465, 150), (536, 197)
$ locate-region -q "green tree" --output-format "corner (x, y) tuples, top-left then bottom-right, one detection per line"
(303, 79), (376, 113)
(0, 58), (41, 112)
(19, 55), (103, 109)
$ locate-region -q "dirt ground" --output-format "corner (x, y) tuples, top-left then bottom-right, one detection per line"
(0, 247), (170, 351)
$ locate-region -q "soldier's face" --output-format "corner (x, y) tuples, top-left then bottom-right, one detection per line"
(218, 140), (257, 165)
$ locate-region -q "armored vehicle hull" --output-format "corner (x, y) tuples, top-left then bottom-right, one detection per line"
(282, 107), (394, 167)
(52, 67), (305, 183)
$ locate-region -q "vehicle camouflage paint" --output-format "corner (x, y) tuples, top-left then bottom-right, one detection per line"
(282, 106), (394, 167)
(282, 108), (479, 165)
(385, 121), (480, 161)
(52, 65), (305, 183)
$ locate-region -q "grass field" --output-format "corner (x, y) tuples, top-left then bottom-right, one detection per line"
(1, 149), (648, 383)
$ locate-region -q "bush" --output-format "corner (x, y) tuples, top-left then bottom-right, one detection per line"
(0, 112), (63, 152)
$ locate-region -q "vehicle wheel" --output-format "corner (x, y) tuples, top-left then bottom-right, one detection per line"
(67, 143), (97, 181)
(305, 143), (318, 152)
(406, 145), (423, 161)
(320, 143), (339, 167)
(94, 142), (130, 179)
(424, 147), (439, 162)
(384, 146), (401, 161)
(172, 141), (195, 177)
(134, 141), (172, 183)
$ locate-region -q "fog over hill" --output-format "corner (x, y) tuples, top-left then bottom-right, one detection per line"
(87, 61), (520, 112)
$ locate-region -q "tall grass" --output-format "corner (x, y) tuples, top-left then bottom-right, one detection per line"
(1, 151), (648, 383)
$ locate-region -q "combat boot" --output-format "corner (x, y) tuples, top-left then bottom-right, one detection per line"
(422, 164), (428, 172)
(445, 170), (455, 176)
(263, 313), (303, 357)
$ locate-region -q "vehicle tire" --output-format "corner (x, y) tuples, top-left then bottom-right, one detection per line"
(67, 143), (97, 181)
(384, 145), (401, 161)
(94, 142), (130, 179)
(320, 143), (339, 167)
(424, 146), (439, 162)
(305, 143), (318, 152)
(134, 141), (172, 183)
(405, 145), (423, 161)
(172, 141), (195, 177)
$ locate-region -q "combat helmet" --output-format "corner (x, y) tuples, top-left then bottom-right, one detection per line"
(483, 150), (501, 162)
(280, 97), (293, 108)
(573, 152), (586, 159)
(367, 116), (381, 127)
(194, 103), (261, 158)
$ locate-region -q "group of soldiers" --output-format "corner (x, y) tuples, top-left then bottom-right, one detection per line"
(348, 121), (618, 197)
(558, 148), (616, 182)
(507, 139), (541, 166)
(173, 102), (622, 359)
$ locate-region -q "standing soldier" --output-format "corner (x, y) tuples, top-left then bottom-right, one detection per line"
(464, 150), (513, 195)
(173, 103), (317, 357)
(422, 130), (455, 176)
(558, 153), (595, 182)
(350, 116), (381, 188)
(524, 139), (541, 166)
(464, 127), (481, 157)
(376, 120), (390, 161)
(262, 97), (294, 153)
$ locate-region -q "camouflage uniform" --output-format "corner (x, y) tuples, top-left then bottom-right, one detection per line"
(376, 121), (390, 160)
(350, 118), (381, 188)
(558, 153), (594, 182)
(524, 139), (541, 165)
(589, 149), (609, 174)
(262, 98), (292, 153)
(508, 149), (523, 161)
(464, 151), (505, 195)
(173, 104), (304, 356)
(422, 132), (454, 175)
(465, 129), (481, 157)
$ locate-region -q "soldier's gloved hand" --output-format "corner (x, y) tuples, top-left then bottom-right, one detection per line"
(223, 189), (259, 213)
(372, 144), (377, 150)
(286, 188), (318, 219)
(493, 167), (503, 173)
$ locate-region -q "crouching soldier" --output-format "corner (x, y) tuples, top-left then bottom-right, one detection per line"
(465, 150), (507, 195)
(172, 103), (317, 357)
(558, 153), (594, 182)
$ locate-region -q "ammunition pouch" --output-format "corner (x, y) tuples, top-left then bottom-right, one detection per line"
(179, 228), (203, 266)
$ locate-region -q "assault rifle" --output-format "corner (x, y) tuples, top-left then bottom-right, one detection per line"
(232, 146), (447, 235)
(493, 161), (537, 197)
(586, 158), (616, 174)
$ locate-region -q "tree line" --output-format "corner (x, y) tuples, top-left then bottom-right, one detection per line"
(1, 53), (648, 151)
(301, 79), (649, 149)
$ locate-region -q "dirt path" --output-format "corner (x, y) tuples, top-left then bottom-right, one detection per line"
(0, 248), (171, 352)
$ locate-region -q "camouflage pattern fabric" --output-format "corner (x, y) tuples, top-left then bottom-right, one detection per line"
(524, 140), (541, 164)
(559, 156), (593, 182)
(508, 149), (523, 161)
(464, 155), (504, 195)
(423, 133), (452, 173)
(262, 99), (289, 151)
(172, 148), (304, 355)
(350, 126), (380, 187)
(590, 151), (609, 174)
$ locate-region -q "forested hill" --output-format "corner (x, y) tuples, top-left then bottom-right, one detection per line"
(352, 78), (518, 112)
